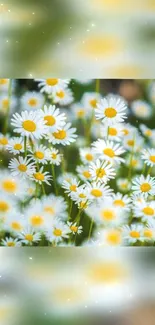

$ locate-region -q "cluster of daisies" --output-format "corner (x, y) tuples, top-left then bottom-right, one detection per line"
(0, 78), (155, 246)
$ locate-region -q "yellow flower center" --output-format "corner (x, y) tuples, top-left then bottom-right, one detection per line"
(103, 148), (115, 158)
(56, 90), (65, 98)
(2, 98), (9, 109)
(83, 171), (91, 178)
(79, 193), (86, 198)
(127, 139), (135, 146)
(130, 230), (140, 238)
(14, 143), (22, 150)
(44, 115), (56, 126)
(145, 130), (152, 137)
(0, 79), (8, 85)
(0, 137), (8, 145)
(122, 129), (129, 136)
(18, 164), (27, 172)
(85, 153), (93, 161)
(106, 230), (122, 245)
(31, 215), (44, 226)
(34, 172), (44, 182)
(0, 201), (9, 212)
(53, 130), (66, 139)
(91, 189), (102, 197)
(44, 206), (55, 215)
(11, 222), (22, 231)
(46, 78), (58, 86)
(53, 228), (62, 236)
(28, 98), (38, 107)
(81, 36), (121, 57)
(96, 168), (106, 178)
(70, 225), (78, 233)
(51, 153), (57, 159)
(79, 201), (88, 209)
(70, 185), (77, 192)
(101, 209), (115, 221)
(77, 110), (85, 117)
(2, 180), (17, 193)
(109, 127), (117, 136)
(105, 107), (117, 118)
(143, 229), (153, 238)
(22, 120), (36, 132)
(140, 183), (151, 193)
(25, 234), (33, 241)
(142, 206), (154, 216)
(34, 151), (44, 159)
(7, 242), (15, 247)
(89, 98), (97, 108)
(150, 155), (155, 163)
(114, 199), (125, 207)
(131, 159), (137, 167)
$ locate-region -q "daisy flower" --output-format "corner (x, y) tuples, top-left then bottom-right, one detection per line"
(89, 159), (115, 183)
(24, 201), (48, 230)
(21, 91), (44, 111)
(140, 124), (155, 140)
(81, 92), (102, 110)
(8, 156), (35, 179)
(51, 87), (74, 106)
(117, 178), (131, 193)
(11, 110), (47, 140)
(67, 222), (83, 235)
(17, 227), (41, 245)
(0, 133), (9, 150)
(123, 133), (143, 152)
(100, 123), (124, 142)
(95, 96), (127, 125)
(4, 213), (24, 233)
(41, 194), (67, 220)
(70, 185), (89, 204)
(57, 172), (75, 185)
(96, 228), (123, 246)
(46, 220), (69, 243)
(0, 94), (17, 115)
(131, 100), (152, 120)
(30, 166), (52, 185)
(134, 199), (155, 221)
(71, 102), (90, 119)
(142, 223), (155, 242)
(92, 139), (125, 164)
(62, 177), (80, 197)
(141, 148), (155, 167)
(36, 79), (70, 94)
(6, 137), (24, 155)
(122, 224), (144, 245)
(86, 181), (113, 201)
(1, 237), (21, 247)
(40, 105), (66, 132)
(93, 199), (123, 226)
(0, 170), (29, 198)
(0, 78), (10, 92)
(47, 148), (62, 166)
(112, 193), (131, 211)
(121, 123), (135, 138)
(126, 154), (143, 171)
(0, 193), (16, 218)
(46, 122), (77, 146)
(79, 147), (96, 164)
(29, 144), (49, 165)
(76, 165), (92, 182)
(132, 175), (155, 198)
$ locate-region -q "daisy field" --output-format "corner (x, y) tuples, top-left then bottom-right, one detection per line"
(0, 78), (155, 247)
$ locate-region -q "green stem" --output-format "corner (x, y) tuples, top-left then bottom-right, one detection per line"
(24, 136), (27, 158)
(3, 79), (12, 134)
(41, 183), (46, 196)
(95, 79), (100, 94)
(128, 133), (136, 181)
(51, 164), (58, 195)
(69, 200), (73, 221)
(147, 166), (152, 176)
(88, 217), (94, 240)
